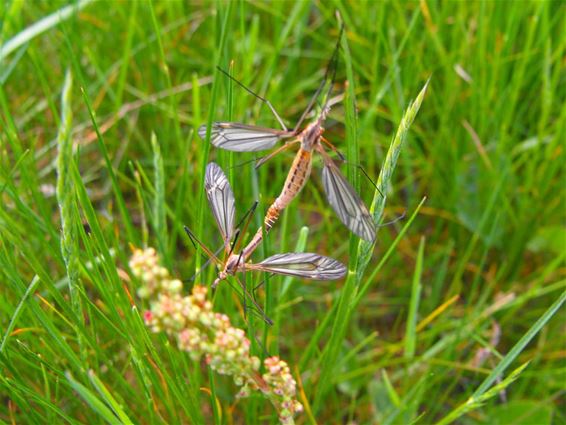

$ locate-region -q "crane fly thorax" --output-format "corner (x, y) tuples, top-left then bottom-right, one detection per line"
(300, 121), (324, 151)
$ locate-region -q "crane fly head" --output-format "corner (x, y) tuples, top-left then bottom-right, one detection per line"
(211, 254), (244, 289)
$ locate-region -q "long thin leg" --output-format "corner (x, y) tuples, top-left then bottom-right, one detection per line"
(293, 78), (328, 134)
(186, 244), (225, 282)
(356, 163), (382, 197)
(216, 66), (288, 132)
(242, 266), (248, 321)
(321, 135), (346, 161)
(255, 140), (300, 169)
(229, 157), (262, 170)
(319, 139), (382, 197)
(229, 201), (259, 257)
(183, 226), (222, 265)
(252, 273), (275, 293)
(231, 202), (258, 256)
(253, 334), (272, 358)
(225, 278), (261, 322)
(379, 211), (406, 227)
(292, 24), (344, 133)
(235, 275), (273, 325)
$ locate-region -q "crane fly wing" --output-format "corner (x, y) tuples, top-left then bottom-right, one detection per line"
(205, 162), (236, 253)
(248, 253), (347, 280)
(198, 122), (290, 152)
(321, 160), (377, 242)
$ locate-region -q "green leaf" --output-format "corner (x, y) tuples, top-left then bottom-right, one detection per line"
(66, 372), (123, 424)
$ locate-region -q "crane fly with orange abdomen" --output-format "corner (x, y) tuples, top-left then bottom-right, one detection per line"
(198, 28), (376, 257)
(185, 162), (347, 322)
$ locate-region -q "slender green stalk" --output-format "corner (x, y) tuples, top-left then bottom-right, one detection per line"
(152, 133), (168, 265)
(55, 70), (84, 351)
(65, 371), (126, 424)
(314, 77), (429, 411)
(435, 362), (531, 425)
(472, 290), (566, 399)
(404, 236), (424, 359)
(0, 275), (40, 353)
(87, 370), (134, 425)
(356, 79), (430, 279)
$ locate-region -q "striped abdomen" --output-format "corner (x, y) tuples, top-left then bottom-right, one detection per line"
(242, 148), (312, 259)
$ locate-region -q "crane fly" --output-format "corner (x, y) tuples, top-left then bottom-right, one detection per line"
(188, 162), (346, 295)
(198, 28), (376, 255)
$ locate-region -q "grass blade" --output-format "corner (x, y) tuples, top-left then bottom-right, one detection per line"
(0, 0), (94, 62)
(0, 275), (40, 353)
(473, 289), (566, 398)
(357, 79), (430, 279)
(55, 69), (85, 358)
(65, 371), (124, 424)
(435, 289), (566, 425)
(313, 75), (430, 411)
(404, 236), (424, 359)
(152, 133), (168, 265)
(88, 370), (134, 425)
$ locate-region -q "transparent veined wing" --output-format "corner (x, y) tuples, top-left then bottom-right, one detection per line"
(321, 160), (376, 242)
(198, 122), (291, 152)
(248, 253), (346, 280)
(205, 162), (236, 253)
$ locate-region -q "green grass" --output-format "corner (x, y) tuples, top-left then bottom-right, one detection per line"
(1, 1), (565, 424)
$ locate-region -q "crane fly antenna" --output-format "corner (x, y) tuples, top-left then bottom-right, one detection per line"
(216, 66), (288, 132)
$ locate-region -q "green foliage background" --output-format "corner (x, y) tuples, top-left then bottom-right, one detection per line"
(0, 1), (564, 424)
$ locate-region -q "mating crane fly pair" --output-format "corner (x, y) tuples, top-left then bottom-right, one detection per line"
(198, 27), (377, 248)
(188, 28), (376, 313)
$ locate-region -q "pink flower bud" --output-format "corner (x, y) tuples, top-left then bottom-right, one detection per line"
(130, 248), (302, 424)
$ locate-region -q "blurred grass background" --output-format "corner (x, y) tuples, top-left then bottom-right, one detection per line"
(0, 1), (564, 424)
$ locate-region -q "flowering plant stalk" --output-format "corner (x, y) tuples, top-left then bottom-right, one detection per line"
(129, 247), (303, 424)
